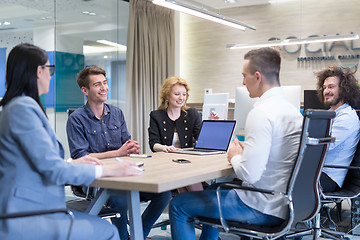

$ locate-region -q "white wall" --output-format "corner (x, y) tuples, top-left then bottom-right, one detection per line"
(178, 0), (360, 103)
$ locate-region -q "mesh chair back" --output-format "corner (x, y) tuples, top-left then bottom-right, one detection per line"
(288, 110), (335, 224)
(67, 108), (88, 198)
(331, 140), (360, 197)
(320, 111), (360, 199)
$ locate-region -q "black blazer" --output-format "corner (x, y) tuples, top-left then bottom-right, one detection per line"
(148, 108), (201, 152)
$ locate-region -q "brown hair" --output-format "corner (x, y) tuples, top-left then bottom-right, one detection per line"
(77, 66), (106, 89)
(244, 47), (281, 84)
(158, 76), (190, 111)
(316, 65), (360, 108)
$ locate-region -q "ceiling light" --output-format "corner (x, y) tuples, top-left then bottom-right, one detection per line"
(96, 40), (127, 51)
(82, 11), (96, 16)
(152, 0), (256, 31)
(269, 0), (297, 3)
(227, 34), (359, 49)
(83, 46), (122, 54)
(0, 21), (11, 26)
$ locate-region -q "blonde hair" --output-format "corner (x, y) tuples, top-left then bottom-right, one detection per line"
(158, 76), (190, 111)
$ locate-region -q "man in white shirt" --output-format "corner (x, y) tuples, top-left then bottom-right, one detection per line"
(315, 65), (360, 192)
(168, 47), (303, 240)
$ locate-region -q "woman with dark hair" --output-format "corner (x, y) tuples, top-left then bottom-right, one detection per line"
(0, 43), (142, 240)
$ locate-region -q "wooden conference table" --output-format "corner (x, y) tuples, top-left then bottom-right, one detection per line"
(85, 152), (234, 240)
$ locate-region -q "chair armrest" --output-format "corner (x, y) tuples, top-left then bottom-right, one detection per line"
(307, 137), (335, 145)
(215, 182), (288, 233)
(0, 208), (71, 219)
(0, 209), (74, 240)
(217, 182), (275, 195)
(323, 165), (360, 170)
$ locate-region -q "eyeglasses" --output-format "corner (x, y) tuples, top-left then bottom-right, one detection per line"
(40, 65), (55, 76)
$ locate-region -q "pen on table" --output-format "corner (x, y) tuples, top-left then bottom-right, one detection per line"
(129, 154), (152, 158)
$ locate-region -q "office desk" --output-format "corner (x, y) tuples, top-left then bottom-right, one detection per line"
(86, 152), (234, 240)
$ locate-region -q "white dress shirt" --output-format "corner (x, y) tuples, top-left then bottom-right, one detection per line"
(323, 103), (360, 187)
(231, 87), (303, 219)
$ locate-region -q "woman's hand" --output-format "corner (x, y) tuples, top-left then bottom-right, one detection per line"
(72, 155), (103, 165)
(163, 145), (179, 152)
(102, 161), (143, 177)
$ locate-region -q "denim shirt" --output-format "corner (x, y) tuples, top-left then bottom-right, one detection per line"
(66, 102), (131, 159)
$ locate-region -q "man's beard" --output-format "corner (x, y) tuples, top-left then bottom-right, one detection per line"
(324, 95), (342, 108)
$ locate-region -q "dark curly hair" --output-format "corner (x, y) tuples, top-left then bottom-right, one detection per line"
(316, 65), (360, 108)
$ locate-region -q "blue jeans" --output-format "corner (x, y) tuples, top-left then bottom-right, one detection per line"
(70, 211), (120, 240)
(169, 189), (283, 240)
(108, 191), (171, 240)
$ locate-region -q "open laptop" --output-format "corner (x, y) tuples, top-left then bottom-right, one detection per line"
(173, 120), (236, 155)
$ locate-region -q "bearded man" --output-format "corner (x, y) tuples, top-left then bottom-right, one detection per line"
(316, 65), (360, 192)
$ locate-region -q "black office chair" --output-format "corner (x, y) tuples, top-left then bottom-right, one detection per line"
(302, 139), (360, 240)
(287, 117), (360, 240)
(65, 108), (120, 219)
(194, 109), (336, 240)
(0, 209), (74, 240)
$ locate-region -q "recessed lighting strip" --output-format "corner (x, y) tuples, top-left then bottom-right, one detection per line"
(0, 21), (11, 26)
(227, 34), (359, 49)
(96, 40), (127, 51)
(152, 0), (256, 31)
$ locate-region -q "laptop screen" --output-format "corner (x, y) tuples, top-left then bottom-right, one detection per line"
(195, 120), (236, 151)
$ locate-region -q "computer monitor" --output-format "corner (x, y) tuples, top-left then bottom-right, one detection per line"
(234, 87), (258, 132)
(202, 93), (229, 120)
(234, 86), (302, 133)
(281, 85), (302, 110)
(304, 90), (327, 110)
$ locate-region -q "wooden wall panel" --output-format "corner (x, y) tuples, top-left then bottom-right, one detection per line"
(179, 0), (360, 103)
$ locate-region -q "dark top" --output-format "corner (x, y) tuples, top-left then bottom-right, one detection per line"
(66, 102), (131, 159)
(148, 108), (201, 152)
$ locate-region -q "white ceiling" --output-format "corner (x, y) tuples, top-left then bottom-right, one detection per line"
(0, 0), (275, 52)
(0, 0), (273, 32)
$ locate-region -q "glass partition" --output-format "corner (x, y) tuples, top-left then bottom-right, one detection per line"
(0, 0), (129, 158)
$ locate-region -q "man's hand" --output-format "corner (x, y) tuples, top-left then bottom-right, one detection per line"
(227, 138), (244, 163)
(209, 111), (220, 120)
(102, 161), (143, 177)
(118, 140), (141, 156)
(72, 155), (103, 165)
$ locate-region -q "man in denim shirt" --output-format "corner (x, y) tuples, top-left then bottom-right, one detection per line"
(66, 66), (171, 240)
(316, 65), (360, 192)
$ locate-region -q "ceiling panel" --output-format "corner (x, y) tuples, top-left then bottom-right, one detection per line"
(181, 0), (271, 10)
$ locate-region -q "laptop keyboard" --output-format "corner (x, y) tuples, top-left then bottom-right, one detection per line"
(187, 149), (220, 152)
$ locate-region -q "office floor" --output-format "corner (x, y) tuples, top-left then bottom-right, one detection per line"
(65, 187), (360, 239)
(147, 206), (360, 240)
